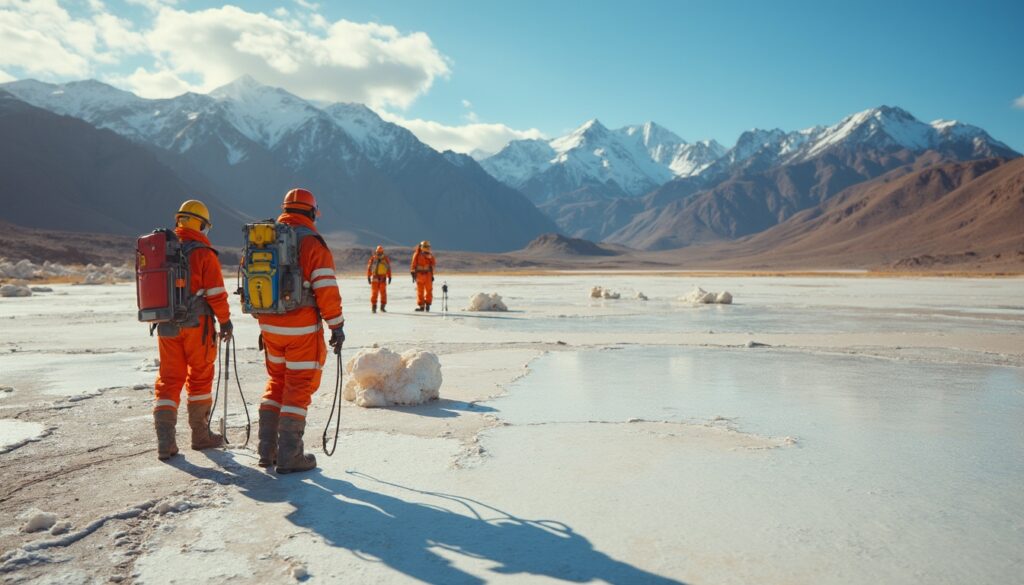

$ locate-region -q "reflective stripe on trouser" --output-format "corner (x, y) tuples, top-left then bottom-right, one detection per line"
(154, 321), (217, 411)
(260, 330), (327, 419)
(416, 273), (433, 305)
(371, 279), (387, 305)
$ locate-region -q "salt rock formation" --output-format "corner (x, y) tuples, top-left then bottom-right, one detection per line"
(590, 286), (621, 300)
(0, 284), (32, 297)
(681, 287), (733, 304)
(466, 293), (508, 312)
(343, 348), (442, 408)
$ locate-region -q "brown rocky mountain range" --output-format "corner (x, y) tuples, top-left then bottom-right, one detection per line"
(661, 156), (1024, 270)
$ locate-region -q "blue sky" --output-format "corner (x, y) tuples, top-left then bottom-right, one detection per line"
(2, 0), (1021, 153)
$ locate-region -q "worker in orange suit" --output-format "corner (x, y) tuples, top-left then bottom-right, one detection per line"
(153, 200), (232, 460)
(256, 188), (345, 474)
(366, 245), (392, 314)
(410, 240), (436, 311)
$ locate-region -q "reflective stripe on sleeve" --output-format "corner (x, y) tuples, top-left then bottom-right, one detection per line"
(280, 405), (307, 417)
(325, 315), (344, 327)
(286, 361), (322, 371)
(195, 289), (206, 296)
(311, 278), (337, 290)
(154, 399), (177, 409)
(205, 286), (226, 297)
(311, 268), (335, 279)
(265, 352), (286, 364)
(187, 393), (212, 402)
(259, 323), (322, 336)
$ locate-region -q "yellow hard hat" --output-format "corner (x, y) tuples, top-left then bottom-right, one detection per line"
(176, 199), (211, 229)
(420, 240), (431, 250)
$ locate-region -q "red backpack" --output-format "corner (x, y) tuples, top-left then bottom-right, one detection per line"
(136, 229), (212, 326)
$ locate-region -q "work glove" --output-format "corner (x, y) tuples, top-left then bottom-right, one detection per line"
(367, 276), (371, 285)
(387, 276), (392, 285)
(219, 320), (233, 341)
(410, 272), (416, 283)
(329, 325), (345, 354)
(431, 275), (435, 282)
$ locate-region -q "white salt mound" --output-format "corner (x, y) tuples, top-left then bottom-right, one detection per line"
(466, 292), (508, 312)
(681, 287), (733, 305)
(1, 284), (32, 297)
(21, 510), (57, 533)
(590, 286), (620, 300)
(636, 292), (648, 301)
(344, 348), (442, 408)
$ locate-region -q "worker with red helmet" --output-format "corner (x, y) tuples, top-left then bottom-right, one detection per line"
(366, 245), (392, 313)
(256, 188), (345, 474)
(153, 200), (232, 460)
(410, 240), (436, 311)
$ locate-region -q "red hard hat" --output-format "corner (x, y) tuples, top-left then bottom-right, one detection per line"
(282, 188), (320, 217)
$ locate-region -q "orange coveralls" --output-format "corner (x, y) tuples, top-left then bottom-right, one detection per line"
(410, 249), (436, 306)
(257, 213), (344, 421)
(366, 254), (392, 306)
(154, 227), (231, 412)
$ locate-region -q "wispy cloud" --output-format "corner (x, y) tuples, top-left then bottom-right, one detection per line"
(1014, 95), (1024, 109)
(379, 111), (543, 155)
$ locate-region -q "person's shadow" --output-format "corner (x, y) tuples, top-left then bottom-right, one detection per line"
(174, 453), (687, 584)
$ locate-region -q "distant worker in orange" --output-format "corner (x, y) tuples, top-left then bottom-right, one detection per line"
(257, 188), (345, 474)
(366, 245), (392, 313)
(153, 200), (232, 460)
(410, 240), (436, 312)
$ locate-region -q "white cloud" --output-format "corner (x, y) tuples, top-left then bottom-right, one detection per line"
(379, 111), (544, 155)
(0, 68), (14, 82)
(0, 0), (142, 78)
(0, 2), (448, 109)
(461, 99), (472, 109)
(1014, 95), (1024, 109)
(122, 5), (450, 108)
(124, 0), (178, 11)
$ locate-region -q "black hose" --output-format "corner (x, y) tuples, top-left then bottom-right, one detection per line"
(322, 349), (342, 456)
(207, 334), (251, 449)
(230, 337), (251, 448)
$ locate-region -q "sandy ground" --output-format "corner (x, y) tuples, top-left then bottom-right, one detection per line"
(1, 275), (1022, 584)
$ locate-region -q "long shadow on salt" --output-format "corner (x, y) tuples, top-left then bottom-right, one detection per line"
(381, 398), (498, 419)
(177, 454), (685, 584)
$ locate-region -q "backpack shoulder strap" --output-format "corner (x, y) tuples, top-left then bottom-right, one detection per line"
(291, 225), (327, 248)
(181, 240), (217, 257)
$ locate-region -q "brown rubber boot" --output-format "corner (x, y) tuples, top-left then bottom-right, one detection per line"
(187, 402), (225, 450)
(258, 409), (279, 468)
(380, 303), (386, 313)
(276, 417), (316, 474)
(425, 303), (431, 312)
(154, 409), (179, 460)
(372, 303), (377, 314)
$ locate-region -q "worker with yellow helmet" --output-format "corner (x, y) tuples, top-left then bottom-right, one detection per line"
(152, 199), (232, 460)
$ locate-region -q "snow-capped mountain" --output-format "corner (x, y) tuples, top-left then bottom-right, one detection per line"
(480, 119), (721, 203)
(702, 106), (1017, 181)
(615, 122), (727, 177)
(1, 77), (556, 252)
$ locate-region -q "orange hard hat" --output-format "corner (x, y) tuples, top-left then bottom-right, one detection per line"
(375, 245), (384, 254)
(281, 188), (320, 217)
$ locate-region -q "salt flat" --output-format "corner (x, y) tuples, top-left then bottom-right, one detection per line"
(1, 275), (1022, 584)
